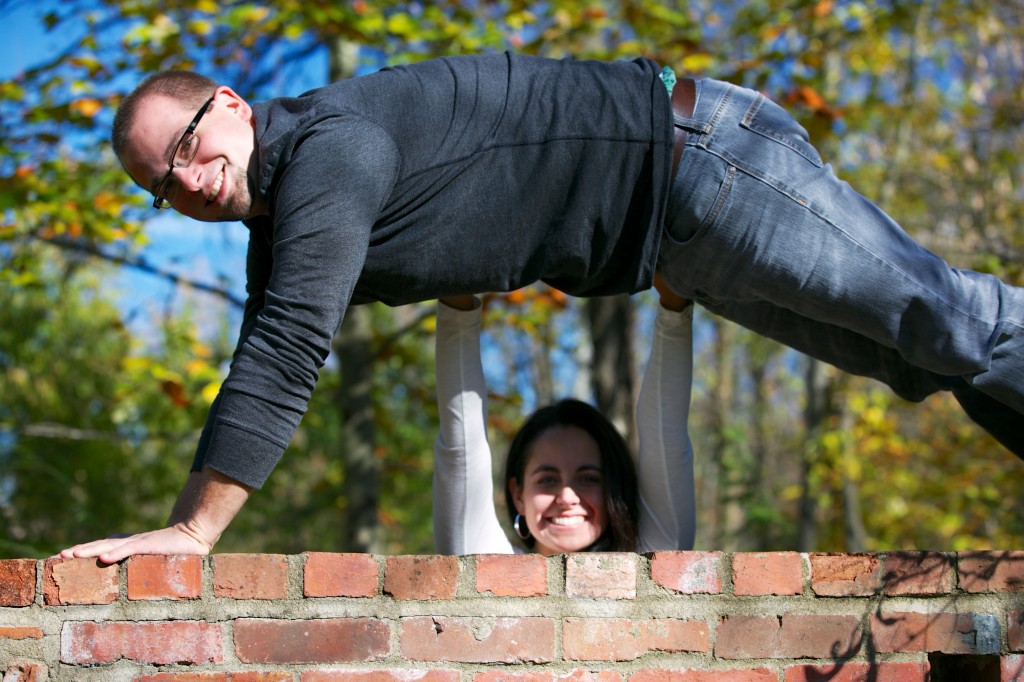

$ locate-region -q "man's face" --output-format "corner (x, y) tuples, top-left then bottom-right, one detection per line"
(121, 86), (264, 222)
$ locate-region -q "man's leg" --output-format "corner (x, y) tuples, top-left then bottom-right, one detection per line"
(658, 78), (1024, 455)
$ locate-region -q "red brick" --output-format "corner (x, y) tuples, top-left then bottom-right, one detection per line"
(213, 554), (288, 599)
(401, 616), (554, 663)
(784, 661), (930, 681)
(1004, 655), (1024, 682)
(809, 553), (881, 596)
(871, 611), (999, 654)
(1, 659), (47, 682)
(61, 621), (222, 664)
(564, 618), (709, 661)
(715, 615), (862, 659)
(650, 552), (721, 594)
(476, 672), (621, 682)
(234, 618), (390, 664)
(959, 551), (1024, 593)
(43, 557), (118, 605)
(733, 552), (803, 596)
(476, 554), (547, 597)
(0, 627), (44, 640)
(304, 552), (379, 597)
(304, 672), (460, 682)
(384, 556), (459, 600)
(565, 553), (636, 599)
(1010, 610), (1024, 652)
(630, 670), (776, 682)
(137, 674), (292, 681)
(882, 551), (955, 595)
(127, 555), (202, 600)
(0, 559), (36, 607)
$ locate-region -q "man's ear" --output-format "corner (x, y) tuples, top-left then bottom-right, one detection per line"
(212, 85), (253, 123)
(509, 478), (525, 515)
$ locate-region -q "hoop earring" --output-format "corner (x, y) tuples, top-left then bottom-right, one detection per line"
(513, 513), (531, 540)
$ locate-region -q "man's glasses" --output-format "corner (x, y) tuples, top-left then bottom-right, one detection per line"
(153, 96), (214, 209)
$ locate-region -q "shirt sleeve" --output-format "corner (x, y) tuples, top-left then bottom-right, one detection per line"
(191, 218), (273, 474)
(635, 303), (697, 552)
(432, 301), (514, 555)
(196, 120), (399, 489)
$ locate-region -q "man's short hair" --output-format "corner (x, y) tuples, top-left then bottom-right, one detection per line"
(111, 71), (218, 164)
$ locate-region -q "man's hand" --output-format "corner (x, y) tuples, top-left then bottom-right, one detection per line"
(58, 524), (213, 565)
(58, 467), (252, 564)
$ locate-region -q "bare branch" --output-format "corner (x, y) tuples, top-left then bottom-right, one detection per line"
(36, 234), (245, 309)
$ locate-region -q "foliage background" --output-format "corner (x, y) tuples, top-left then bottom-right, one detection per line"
(2, 0), (1023, 558)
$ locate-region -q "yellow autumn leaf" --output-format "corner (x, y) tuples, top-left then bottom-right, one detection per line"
(201, 381), (222, 405)
(386, 13), (416, 36)
(70, 98), (103, 118)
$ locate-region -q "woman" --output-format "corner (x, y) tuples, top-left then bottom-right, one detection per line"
(433, 281), (695, 555)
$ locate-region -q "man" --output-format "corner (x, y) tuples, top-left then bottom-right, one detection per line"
(62, 52), (1024, 562)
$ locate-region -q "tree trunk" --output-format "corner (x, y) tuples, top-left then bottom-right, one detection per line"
(329, 39), (382, 553)
(586, 295), (635, 449)
(797, 358), (830, 551)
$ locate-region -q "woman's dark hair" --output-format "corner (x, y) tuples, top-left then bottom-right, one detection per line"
(503, 398), (639, 552)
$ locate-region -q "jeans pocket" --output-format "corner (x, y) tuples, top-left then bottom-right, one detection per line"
(740, 94), (824, 168)
(665, 156), (737, 246)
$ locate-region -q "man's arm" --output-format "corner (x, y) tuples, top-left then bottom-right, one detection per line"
(58, 467), (252, 563)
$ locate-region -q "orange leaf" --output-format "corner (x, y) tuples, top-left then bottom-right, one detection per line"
(70, 98), (103, 118)
(160, 379), (190, 408)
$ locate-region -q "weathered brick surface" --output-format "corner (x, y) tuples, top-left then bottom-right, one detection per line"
(127, 555), (202, 600)
(234, 619), (390, 664)
(475, 672), (621, 682)
(8, 551), (1024, 679)
(0, 627), (44, 640)
(630, 669), (777, 682)
(476, 554), (548, 597)
(959, 551), (1024, 593)
(565, 553), (636, 599)
(732, 552), (803, 596)
(305, 672), (461, 682)
(716, 615), (862, 659)
(650, 551), (722, 594)
(0, 559), (36, 607)
(783, 662), (931, 681)
(1004, 654), (1024, 682)
(43, 557), (117, 605)
(871, 611), (1000, 654)
(61, 621), (223, 664)
(304, 552), (379, 598)
(1010, 610), (1024, 652)
(1, 659), (47, 682)
(563, 618), (710, 660)
(400, 616), (554, 663)
(384, 556), (459, 600)
(882, 551), (955, 595)
(809, 553), (881, 596)
(136, 674), (292, 681)
(213, 554), (289, 599)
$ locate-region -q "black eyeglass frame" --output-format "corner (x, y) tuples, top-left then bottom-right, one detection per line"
(152, 96), (215, 209)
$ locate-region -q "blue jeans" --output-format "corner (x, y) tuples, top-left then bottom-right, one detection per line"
(657, 78), (1024, 456)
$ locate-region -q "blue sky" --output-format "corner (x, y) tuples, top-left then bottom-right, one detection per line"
(2, 1), (249, 342)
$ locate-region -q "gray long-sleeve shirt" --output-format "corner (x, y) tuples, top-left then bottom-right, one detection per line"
(193, 52), (674, 488)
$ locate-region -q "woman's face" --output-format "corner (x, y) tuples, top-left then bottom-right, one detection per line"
(510, 425), (608, 555)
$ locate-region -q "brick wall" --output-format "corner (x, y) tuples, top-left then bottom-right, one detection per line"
(2, 551), (1023, 681)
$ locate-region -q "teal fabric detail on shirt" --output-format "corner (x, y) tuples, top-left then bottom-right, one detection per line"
(659, 66), (677, 96)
